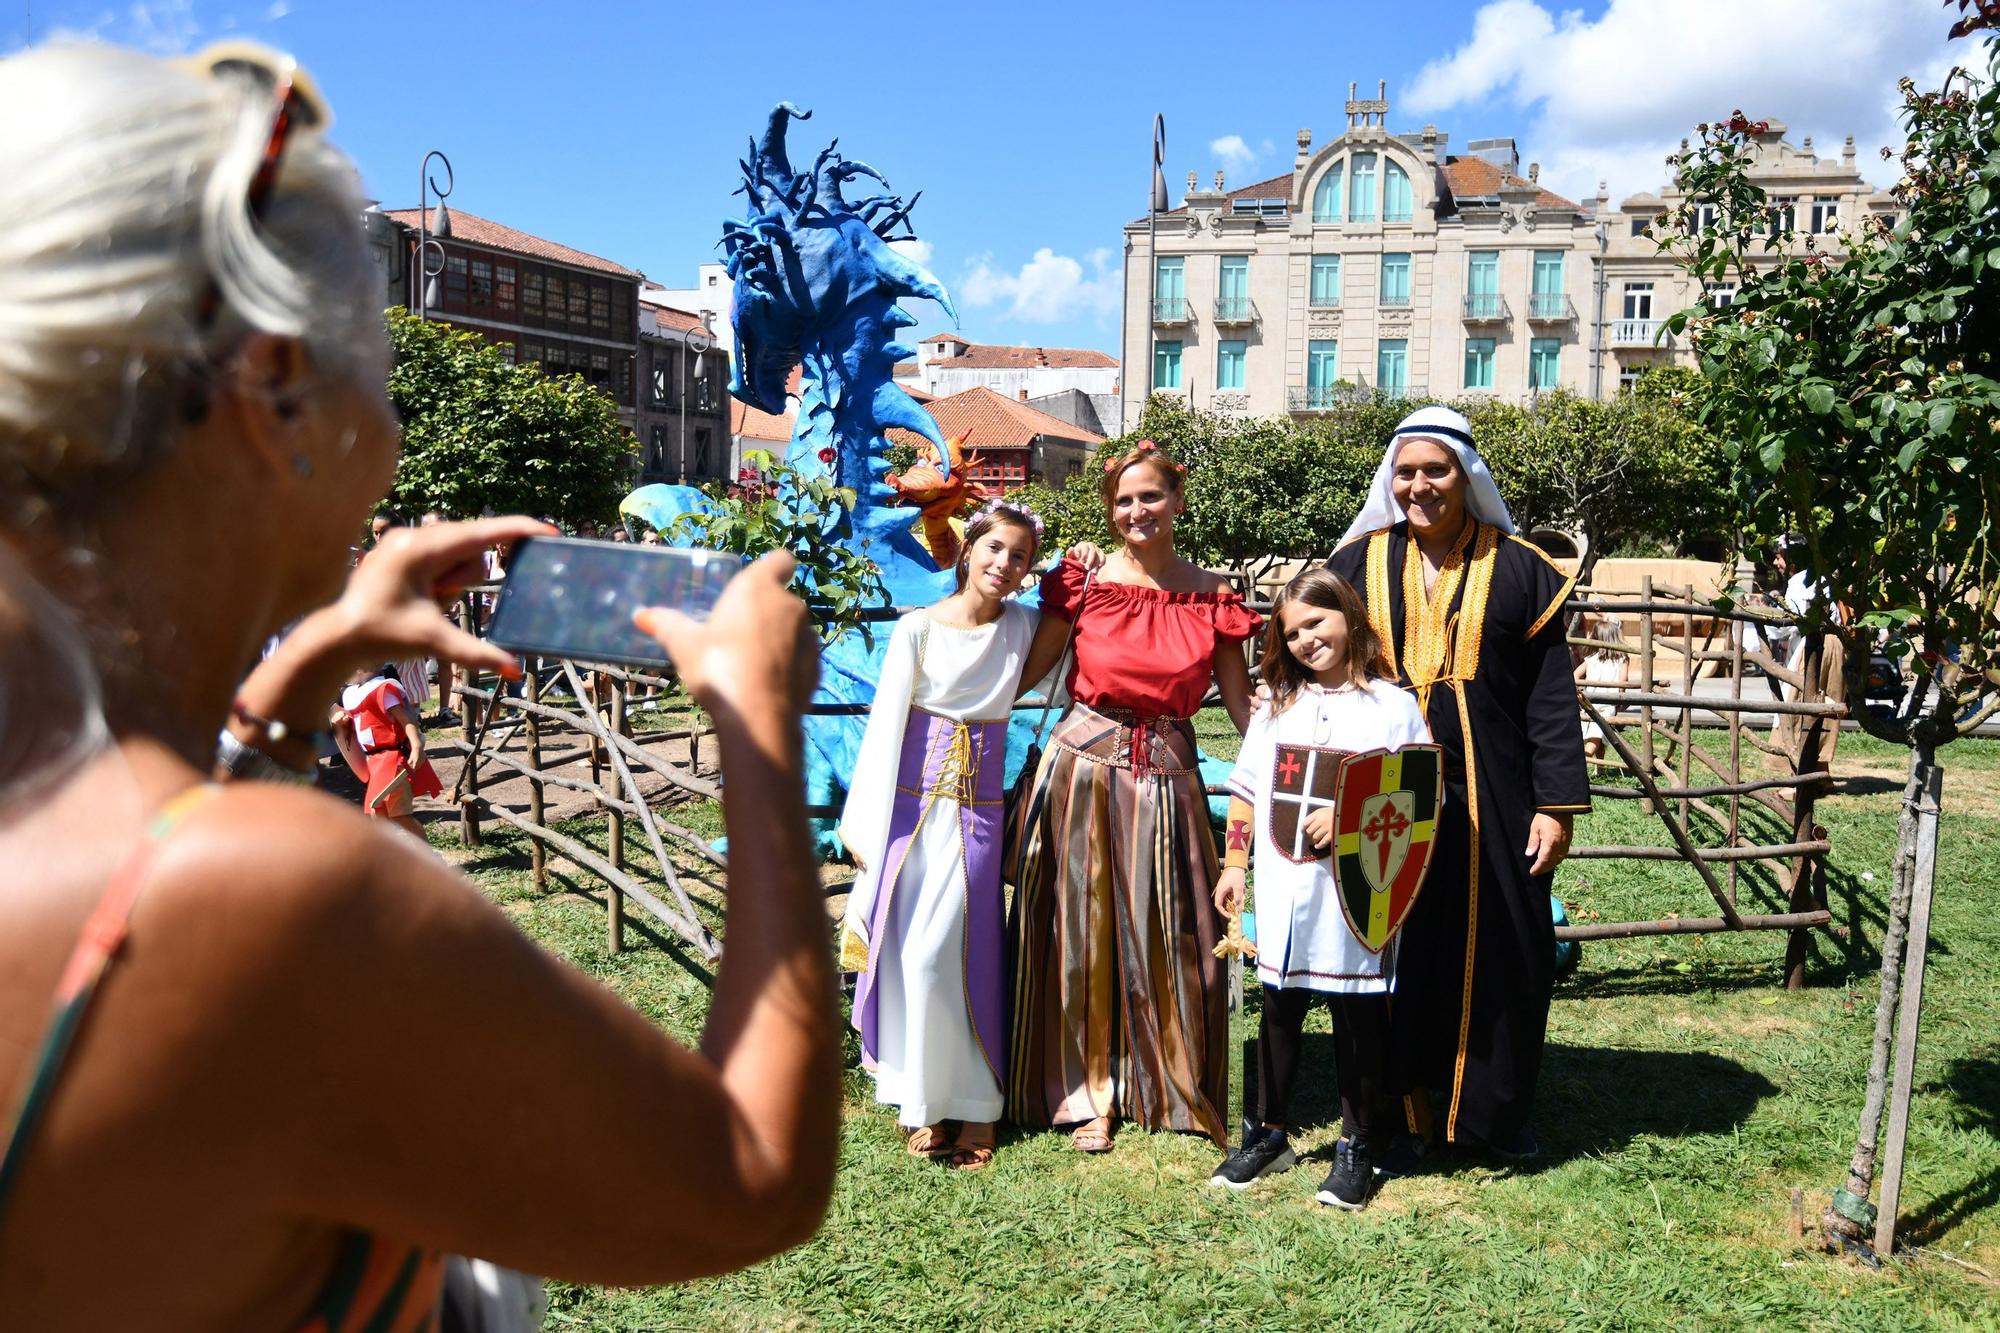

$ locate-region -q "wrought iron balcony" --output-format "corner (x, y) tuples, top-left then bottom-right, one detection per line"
(1308, 290), (1340, 309)
(1212, 296), (1257, 325)
(1528, 292), (1576, 322)
(1152, 296), (1192, 325)
(1611, 318), (1670, 347)
(1461, 293), (1509, 322)
(1288, 380), (1428, 411)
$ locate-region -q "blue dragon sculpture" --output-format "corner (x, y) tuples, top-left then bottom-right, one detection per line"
(632, 104), (1024, 833)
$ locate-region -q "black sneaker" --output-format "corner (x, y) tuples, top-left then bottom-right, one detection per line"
(1483, 1125), (1540, 1161)
(1372, 1133), (1429, 1180)
(1209, 1128), (1296, 1190)
(1315, 1139), (1375, 1211)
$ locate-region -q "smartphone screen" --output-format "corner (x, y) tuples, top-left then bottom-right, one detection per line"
(486, 537), (742, 668)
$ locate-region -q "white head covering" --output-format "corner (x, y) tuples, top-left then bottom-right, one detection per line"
(1340, 405), (1516, 544)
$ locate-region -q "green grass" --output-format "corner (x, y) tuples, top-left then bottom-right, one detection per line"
(435, 729), (2000, 1331)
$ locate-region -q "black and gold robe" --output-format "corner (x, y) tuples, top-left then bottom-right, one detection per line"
(1328, 519), (1588, 1145)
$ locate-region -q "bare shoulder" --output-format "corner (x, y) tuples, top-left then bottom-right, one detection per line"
(142, 784), (483, 982)
(1187, 562), (1235, 596)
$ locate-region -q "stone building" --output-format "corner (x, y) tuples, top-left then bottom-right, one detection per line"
(1119, 85), (1897, 423)
(637, 290), (729, 484)
(381, 207), (643, 429)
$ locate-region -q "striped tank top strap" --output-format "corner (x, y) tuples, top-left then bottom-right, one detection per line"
(0, 783), (221, 1218)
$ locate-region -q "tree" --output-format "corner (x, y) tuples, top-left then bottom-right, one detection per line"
(1663, 9), (2000, 1253)
(1472, 385), (1730, 583)
(384, 307), (637, 523)
(668, 451), (885, 642)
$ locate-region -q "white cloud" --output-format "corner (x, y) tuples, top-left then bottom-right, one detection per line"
(1211, 134), (1259, 171)
(1404, 0), (1960, 204)
(958, 247), (1121, 324)
(888, 238), (934, 266)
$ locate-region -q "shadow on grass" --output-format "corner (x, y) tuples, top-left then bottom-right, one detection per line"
(1903, 1048), (2000, 1249)
(560, 873), (718, 987)
(1273, 1034), (1778, 1173)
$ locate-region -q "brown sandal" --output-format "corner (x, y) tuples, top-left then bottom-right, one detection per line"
(1070, 1116), (1115, 1154)
(948, 1122), (996, 1171)
(906, 1123), (954, 1158)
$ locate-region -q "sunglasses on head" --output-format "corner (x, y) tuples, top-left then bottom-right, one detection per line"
(181, 42), (331, 333)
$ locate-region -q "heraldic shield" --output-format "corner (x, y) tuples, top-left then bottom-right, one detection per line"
(1332, 744), (1444, 955)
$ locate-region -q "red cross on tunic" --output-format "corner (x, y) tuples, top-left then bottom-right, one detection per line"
(1364, 804), (1411, 877)
(1276, 753), (1303, 784)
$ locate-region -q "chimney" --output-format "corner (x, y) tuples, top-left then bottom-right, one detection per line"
(1295, 128), (1312, 170)
(1528, 162), (1540, 183)
(1019, 388), (1029, 402)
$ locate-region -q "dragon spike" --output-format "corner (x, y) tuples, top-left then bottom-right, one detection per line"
(861, 230), (957, 325)
(871, 380), (948, 457)
(885, 340), (918, 360)
(884, 306), (920, 329)
(757, 103), (811, 182)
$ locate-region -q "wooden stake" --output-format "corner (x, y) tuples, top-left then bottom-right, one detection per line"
(1874, 754), (1943, 1256)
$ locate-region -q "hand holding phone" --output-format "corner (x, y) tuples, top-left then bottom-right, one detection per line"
(487, 537), (742, 668)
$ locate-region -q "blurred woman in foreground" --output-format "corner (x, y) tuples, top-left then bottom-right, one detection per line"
(0, 42), (838, 1329)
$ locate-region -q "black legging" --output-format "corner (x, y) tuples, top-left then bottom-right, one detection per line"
(1254, 986), (1392, 1146)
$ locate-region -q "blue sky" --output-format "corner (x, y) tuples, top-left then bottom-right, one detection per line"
(2, 0), (1959, 359)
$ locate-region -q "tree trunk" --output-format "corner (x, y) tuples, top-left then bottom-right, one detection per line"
(1873, 745), (1943, 1255)
(1823, 743), (1925, 1245)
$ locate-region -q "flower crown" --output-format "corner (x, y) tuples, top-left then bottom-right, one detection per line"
(975, 498), (1045, 540)
(1104, 438), (1187, 476)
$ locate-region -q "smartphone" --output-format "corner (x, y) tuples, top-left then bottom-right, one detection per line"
(486, 536), (742, 668)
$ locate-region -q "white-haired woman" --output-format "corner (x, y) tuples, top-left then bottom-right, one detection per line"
(1326, 406), (1589, 1179)
(0, 43), (837, 1330)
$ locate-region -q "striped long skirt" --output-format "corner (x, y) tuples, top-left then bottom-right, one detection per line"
(1005, 703), (1228, 1144)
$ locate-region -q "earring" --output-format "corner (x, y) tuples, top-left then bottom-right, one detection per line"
(292, 454), (315, 479)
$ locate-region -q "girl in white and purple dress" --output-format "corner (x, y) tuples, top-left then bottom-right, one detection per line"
(838, 503), (1042, 1170)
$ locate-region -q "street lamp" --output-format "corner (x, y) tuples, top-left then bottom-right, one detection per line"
(416, 150), (453, 320)
(678, 318), (716, 483)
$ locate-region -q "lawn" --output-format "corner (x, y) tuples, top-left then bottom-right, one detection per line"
(437, 728), (2000, 1331)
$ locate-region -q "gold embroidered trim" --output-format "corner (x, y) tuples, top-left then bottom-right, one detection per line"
(1366, 532), (1398, 682)
(1445, 683), (1481, 1143)
(1453, 524), (1500, 682)
(1400, 520), (1477, 713)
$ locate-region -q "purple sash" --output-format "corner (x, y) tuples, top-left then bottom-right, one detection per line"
(852, 709), (1009, 1083)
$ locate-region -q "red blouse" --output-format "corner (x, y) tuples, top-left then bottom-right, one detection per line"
(1040, 558), (1263, 719)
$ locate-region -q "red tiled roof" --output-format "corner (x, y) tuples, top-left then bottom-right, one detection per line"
(729, 367), (934, 440)
(1165, 172), (1294, 216)
(921, 333), (970, 346)
(893, 362), (919, 377)
(886, 386), (1106, 454)
(730, 397), (794, 442)
(936, 344), (1118, 371)
(647, 304), (715, 336)
(1440, 157), (1579, 211)
(383, 208), (639, 277)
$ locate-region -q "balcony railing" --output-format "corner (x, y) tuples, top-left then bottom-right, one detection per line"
(1152, 296), (1192, 325)
(1212, 296), (1257, 325)
(1308, 291), (1340, 309)
(1288, 381), (1428, 412)
(1378, 293), (1412, 308)
(1461, 293), (1509, 322)
(1528, 292), (1576, 322)
(1611, 318), (1670, 347)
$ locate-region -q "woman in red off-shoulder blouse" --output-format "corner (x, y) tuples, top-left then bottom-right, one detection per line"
(1007, 442), (1260, 1151)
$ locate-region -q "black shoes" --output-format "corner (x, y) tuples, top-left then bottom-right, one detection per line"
(1372, 1133), (1430, 1180)
(1209, 1128), (1297, 1190)
(1482, 1124), (1541, 1161)
(1315, 1139), (1375, 1210)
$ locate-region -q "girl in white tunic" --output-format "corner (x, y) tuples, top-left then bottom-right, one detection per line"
(838, 503), (1042, 1170)
(1209, 569), (1431, 1209)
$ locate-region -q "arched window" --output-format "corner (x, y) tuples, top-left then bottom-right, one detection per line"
(1384, 159), (1413, 222)
(1312, 161), (1344, 223)
(1349, 153), (1378, 222)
